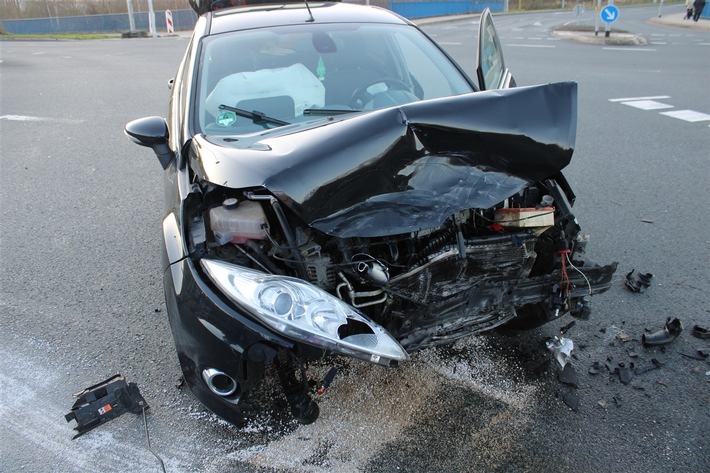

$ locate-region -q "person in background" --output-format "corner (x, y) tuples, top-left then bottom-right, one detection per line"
(693, 0), (706, 21)
(684, 0), (694, 19)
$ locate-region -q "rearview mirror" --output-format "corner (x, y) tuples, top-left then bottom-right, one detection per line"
(125, 116), (174, 169)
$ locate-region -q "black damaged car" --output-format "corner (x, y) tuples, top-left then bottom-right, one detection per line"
(125, 1), (617, 425)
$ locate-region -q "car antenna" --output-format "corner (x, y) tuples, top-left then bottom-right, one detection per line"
(303, 0), (314, 22)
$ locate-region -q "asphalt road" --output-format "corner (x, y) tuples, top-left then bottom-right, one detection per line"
(1, 5), (708, 472)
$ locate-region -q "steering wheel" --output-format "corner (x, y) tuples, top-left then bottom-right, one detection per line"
(349, 78), (411, 109)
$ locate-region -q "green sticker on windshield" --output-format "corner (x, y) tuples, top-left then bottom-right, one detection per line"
(216, 111), (237, 127)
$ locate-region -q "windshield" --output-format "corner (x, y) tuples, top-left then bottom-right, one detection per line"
(196, 22), (473, 135)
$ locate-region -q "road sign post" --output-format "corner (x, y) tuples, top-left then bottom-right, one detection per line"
(600, 4), (619, 38)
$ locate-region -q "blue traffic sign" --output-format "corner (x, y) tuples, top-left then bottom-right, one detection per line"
(600, 5), (620, 24)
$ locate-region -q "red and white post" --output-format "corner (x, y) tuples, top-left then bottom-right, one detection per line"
(165, 10), (174, 35)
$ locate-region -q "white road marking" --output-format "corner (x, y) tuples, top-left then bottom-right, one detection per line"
(1, 115), (52, 121)
(438, 42), (462, 46)
(603, 47), (656, 51)
(651, 42), (667, 45)
(620, 100), (674, 110)
(0, 115), (84, 123)
(507, 44), (556, 48)
(659, 110), (710, 122)
(699, 43), (710, 46)
(609, 96), (670, 102)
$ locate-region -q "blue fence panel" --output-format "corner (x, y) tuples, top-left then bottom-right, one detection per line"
(391, 1), (504, 19)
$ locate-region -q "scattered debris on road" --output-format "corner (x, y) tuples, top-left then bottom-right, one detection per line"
(547, 337), (574, 368)
(691, 325), (710, 339)
(642, 318), (682, 347)
(558, 364), (579, 387)
(625, 269), (654, 293)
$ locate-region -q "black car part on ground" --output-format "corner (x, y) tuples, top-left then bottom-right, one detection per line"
(65, 375), (148, 439)
(642, 318), (683, 346)
(625, 269), (654, 293)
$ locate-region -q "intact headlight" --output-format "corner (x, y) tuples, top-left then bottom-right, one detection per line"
(201, 259), (408, 366)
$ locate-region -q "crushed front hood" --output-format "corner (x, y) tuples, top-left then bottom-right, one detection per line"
(191, 81), (577, 237)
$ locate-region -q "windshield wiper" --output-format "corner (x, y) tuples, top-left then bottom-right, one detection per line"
(303, 108), (360, 116)
(218, 104), (290, 127)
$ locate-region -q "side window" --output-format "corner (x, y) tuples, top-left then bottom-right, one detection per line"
(476, 9), (507, 90)
(394, 33), (456, 99)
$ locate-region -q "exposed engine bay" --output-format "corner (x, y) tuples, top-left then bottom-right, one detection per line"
(186, 175), (616, 354)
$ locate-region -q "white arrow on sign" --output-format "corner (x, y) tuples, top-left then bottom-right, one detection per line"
(600, 5), (620, 24)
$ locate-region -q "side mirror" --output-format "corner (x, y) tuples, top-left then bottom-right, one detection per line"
(125, 116), (174, 169)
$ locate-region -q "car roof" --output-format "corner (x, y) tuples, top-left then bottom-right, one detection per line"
(207, 2), (411, 36)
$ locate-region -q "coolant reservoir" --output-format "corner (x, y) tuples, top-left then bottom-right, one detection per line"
(209, 198), (268, 245)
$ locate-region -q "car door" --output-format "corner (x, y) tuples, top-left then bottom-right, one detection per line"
(476, 8), (515, 91)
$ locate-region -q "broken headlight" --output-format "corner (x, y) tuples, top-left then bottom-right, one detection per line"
(201, 259), (409, 366)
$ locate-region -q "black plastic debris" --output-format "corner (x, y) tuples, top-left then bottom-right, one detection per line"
(559, 320), (576, 335)
(625, 269), (653, 293)
(589, 361), (603, 375)
(613, 395), (623, 408)
(679, 350), (710, 361)
(692, 325), (710, 339)
(563, 391), (580, 411)
(635, 358), (663, 375)
(618, 364), (634, 385)
(605, 357), (621, 374)
(558, 364), (579, 387)
(316, 367), (338, 395)
(65, 374), (148, 439)
(642, 318), (683, 347)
